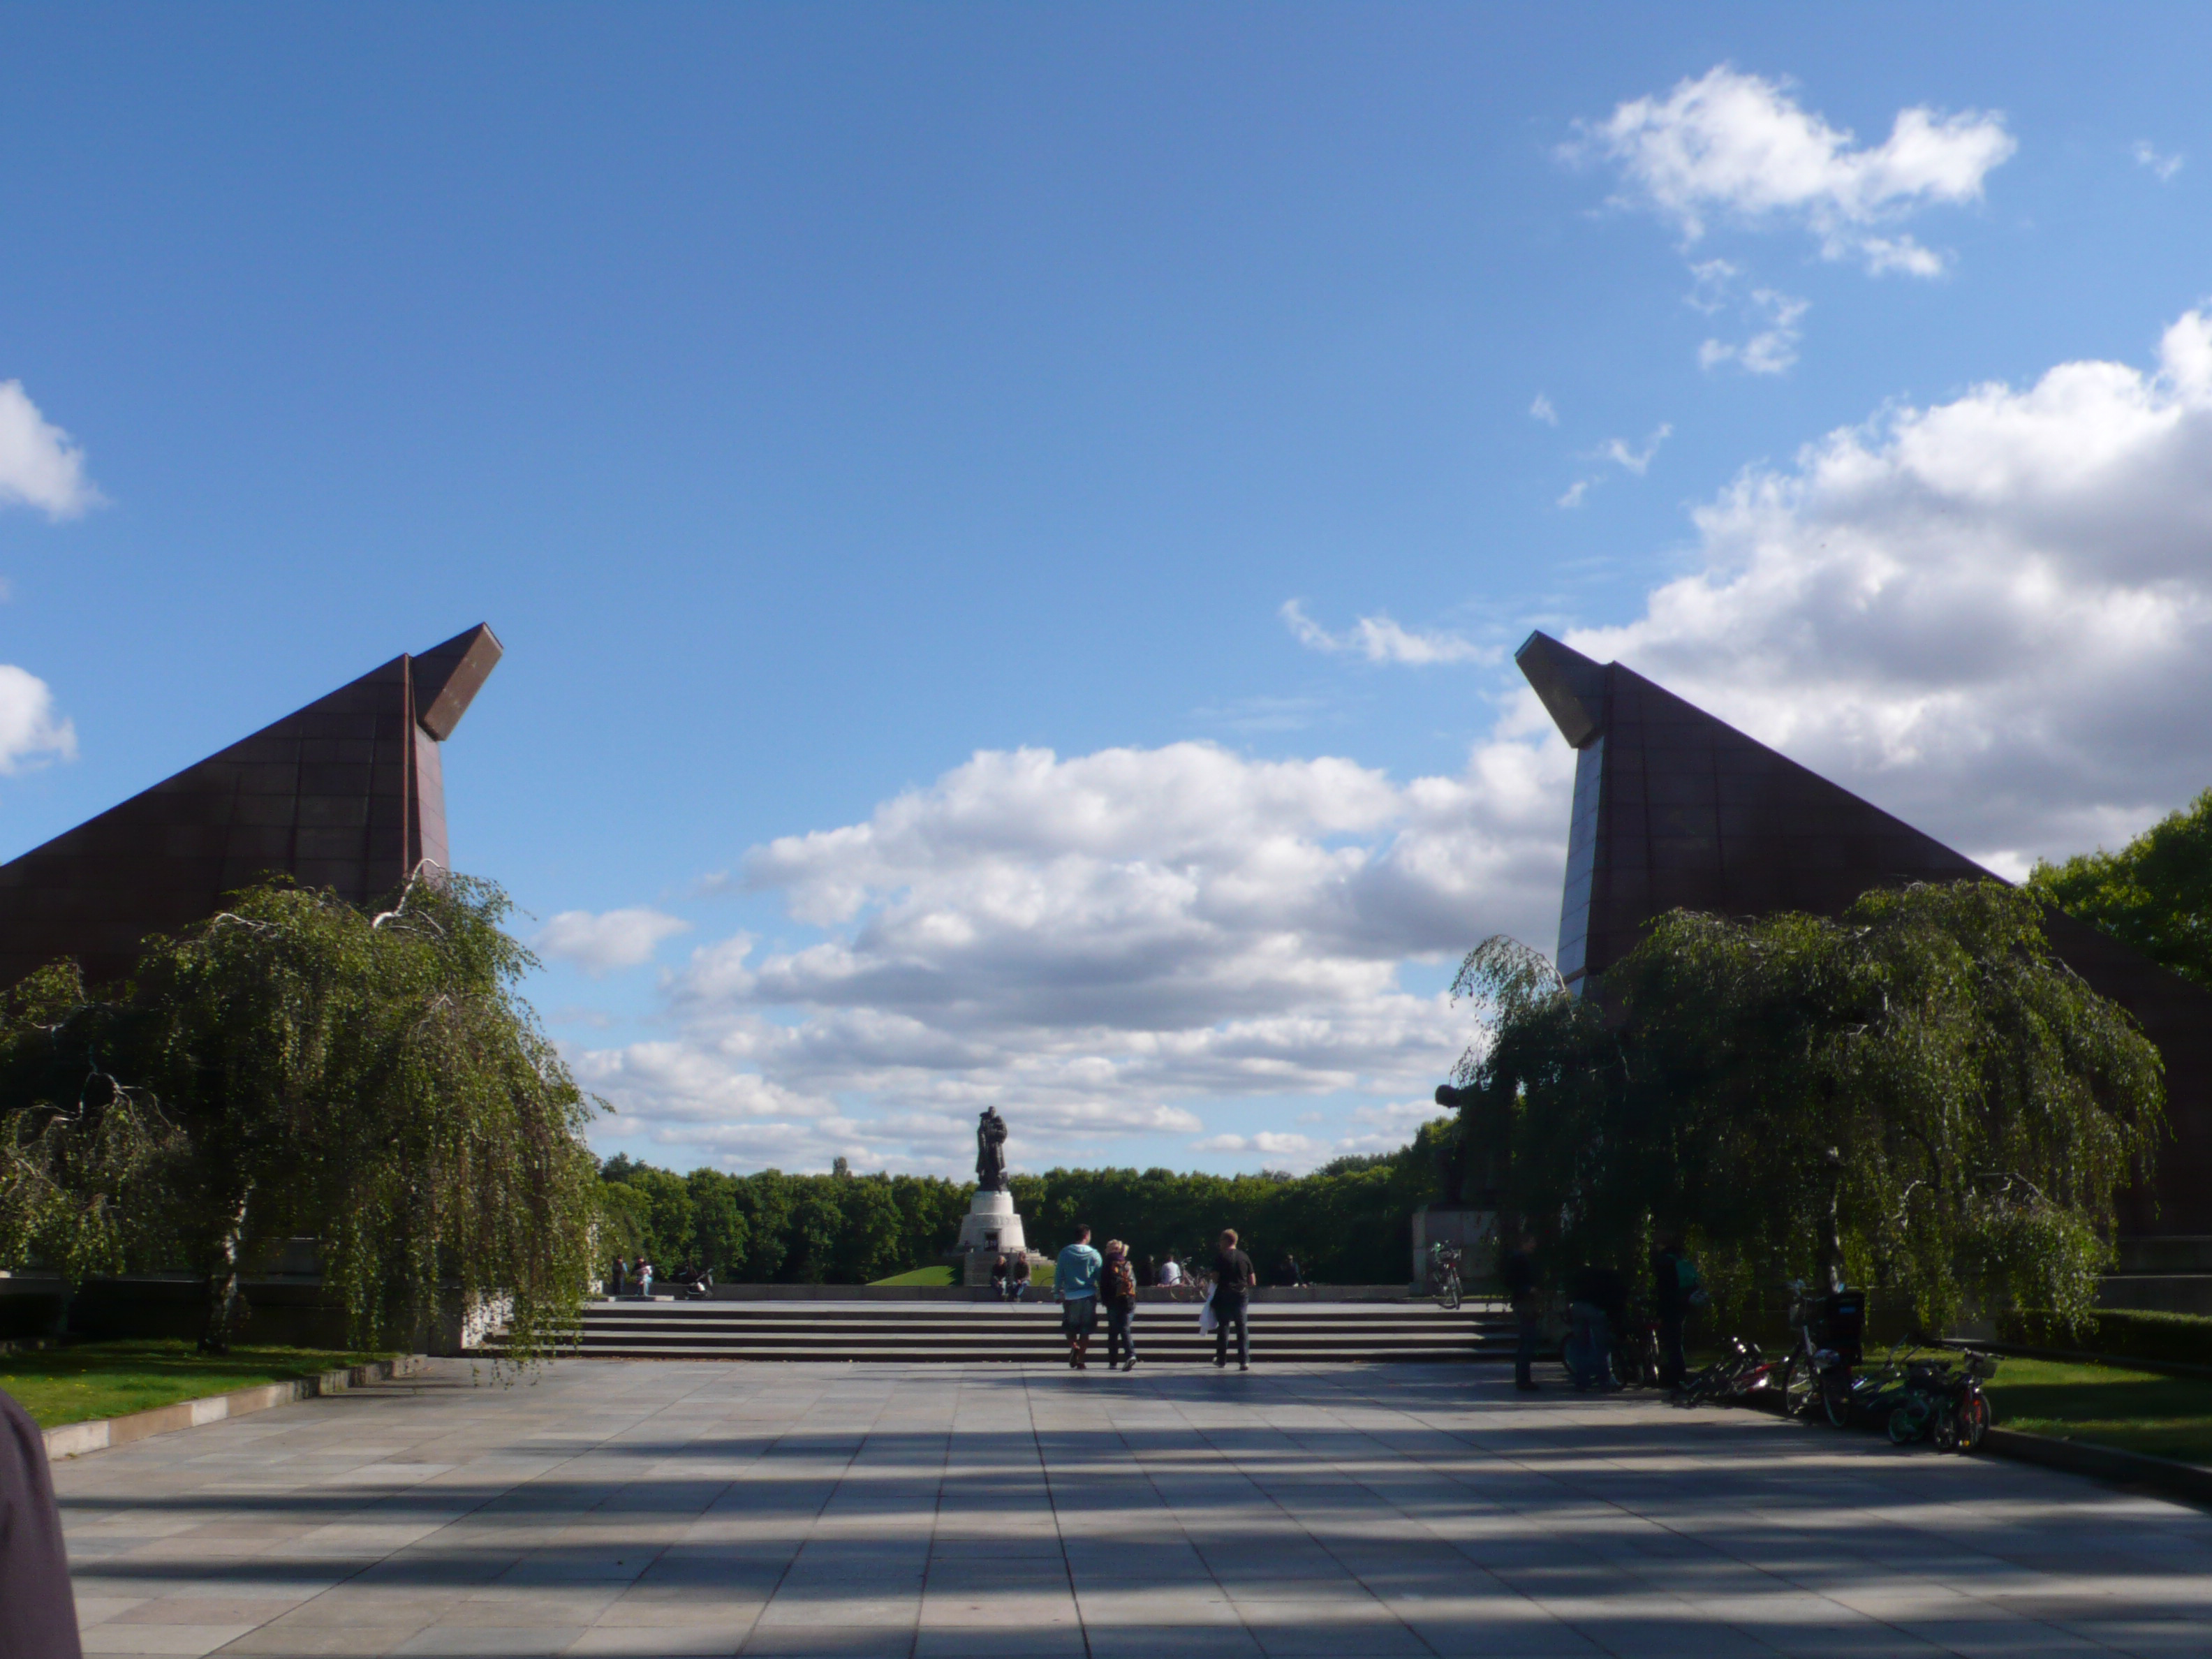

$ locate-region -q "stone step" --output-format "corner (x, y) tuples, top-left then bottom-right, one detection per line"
(482, 1297), (1518, 1363)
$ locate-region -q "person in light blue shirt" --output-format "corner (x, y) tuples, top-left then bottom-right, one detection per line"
(1056, 1225), (1105, 1370)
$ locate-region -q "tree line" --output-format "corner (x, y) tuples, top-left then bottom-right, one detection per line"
(599, 1128), (1450, 1286)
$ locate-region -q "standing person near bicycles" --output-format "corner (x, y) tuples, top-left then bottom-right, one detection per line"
(1649, 1236), (1694, 1389)
(1212, 1229), (1256, 1370)
(1501, 1232), (1540, 1392)
(1565, 1261), (1625, 1392)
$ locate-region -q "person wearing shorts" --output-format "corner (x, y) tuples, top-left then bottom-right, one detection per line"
(1056, 1225), (1103, 1369)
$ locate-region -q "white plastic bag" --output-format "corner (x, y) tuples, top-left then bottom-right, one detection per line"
(1198, 1287), (1218, 1334)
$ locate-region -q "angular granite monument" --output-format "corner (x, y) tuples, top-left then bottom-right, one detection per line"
(0, 624), (502, 991)
(1517, 631), (2212, 1242)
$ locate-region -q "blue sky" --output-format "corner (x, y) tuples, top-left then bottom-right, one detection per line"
(6, 6), (2212, 1178)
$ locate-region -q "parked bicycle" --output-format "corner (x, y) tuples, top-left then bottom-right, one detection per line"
(1614, 1309), (1663, 1388)
(1428, 1241), (1463, 1311)
(1780, 1280), (1866, 1428)
(1672, 1335), (1786, 1406)
(1883, 1349), (1998, 1452)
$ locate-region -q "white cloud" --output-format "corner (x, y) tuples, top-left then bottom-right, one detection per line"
(1570, 305), (2212, 864)
(1558, 424), (1672, 507)
(1191, 1131), (1320, 1157)
(578, 739), (1574, 1174)
(1598, 424), (1672, 475)
(1529, 393), (1559, 426)
(2134, 141), (2184, 183)
(1700, 290), (1809, 374)
(535, 907), (691, 974)
(0, 382), (101, 519)
(1279, 600), (1491, 665)
(0, 665), (75, 776)
(1572, 66), (2014, 275)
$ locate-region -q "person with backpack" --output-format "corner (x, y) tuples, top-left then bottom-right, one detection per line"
(1056, 1225), (1104, 1369)
(1211, 1229), (1255, 1370)
(1650, 1236), (1697, 1389)
(1100, 1239), (1140, 1371)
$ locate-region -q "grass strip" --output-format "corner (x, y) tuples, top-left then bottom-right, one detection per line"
(1984, 1355), (2212, 1466)
(0, 1339), (396, 1431)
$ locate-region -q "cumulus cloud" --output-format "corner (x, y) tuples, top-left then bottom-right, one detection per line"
(577, 739), (1573, 1174)
(1700, 289), (1808, 375)
(1280, 600), (1490, 666)
(535, 907), (691, 974)
(2134, 141), (2184, 183)
(0, 665), (76, 776)
(1572, 66), (2014, 275)
(1570, 305), (2212, 867)
(0, 382), (101, 519)
(582, 311), (2212, 1180)
(1191, 1131), (1320, 1157)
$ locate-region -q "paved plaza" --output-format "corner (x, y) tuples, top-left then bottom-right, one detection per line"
(47, 1358), (2212, 1658)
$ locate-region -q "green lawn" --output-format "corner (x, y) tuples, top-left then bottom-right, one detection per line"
(870, 1260), (1059, 1288)
(0, 1341), (395, 1431)
(1985, 1355), (2212, 1465)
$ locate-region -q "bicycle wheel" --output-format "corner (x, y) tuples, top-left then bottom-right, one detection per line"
(1822, 1372), (1853, 1428)
(1887, 1404), (1922, 1445)
(1440, 1270), (1461, 1311)
(1956, 1394), (1989, 1452)
(1781, 1352), (1817, 1418)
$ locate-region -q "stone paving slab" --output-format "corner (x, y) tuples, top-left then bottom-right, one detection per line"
(45, 1359), (2212, 1657)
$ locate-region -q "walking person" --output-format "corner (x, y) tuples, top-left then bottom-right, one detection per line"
(1502, 1232), (1540, 1392)
(1212, 1229), (1255, 1370)
(1056, 1225), (1103, 1369)
(609, 1255), (626, 1299)
(1649, 1234), (1693, 1389)
(1101, 1240), (1140, 1371)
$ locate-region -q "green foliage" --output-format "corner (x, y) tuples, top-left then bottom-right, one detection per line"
(2030, 786), (2212, 988)
(0, 873), (603, 1359)
(603, 1137), (1443, 1285)
(1459, 882), (2165, 1339)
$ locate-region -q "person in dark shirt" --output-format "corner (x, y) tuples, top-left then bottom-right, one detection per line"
(1100, 1240), (1140, 1371)
(1, 1385), (83, 1659)
(1567, 1262), (1626, 1392)
(1212, 1229), (1256, 1370)
(1500, 1233), (1540, 1392)
(1650, 1237), (1690, 1389)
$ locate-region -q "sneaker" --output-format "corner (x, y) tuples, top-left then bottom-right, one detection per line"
(1515, 1380), (1540, 1392)
(1239, 1363), (1250, 1372)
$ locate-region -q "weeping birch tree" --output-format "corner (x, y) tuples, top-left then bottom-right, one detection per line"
(1452, 881), (2166, 1337)
(0, 872), (600, 1357)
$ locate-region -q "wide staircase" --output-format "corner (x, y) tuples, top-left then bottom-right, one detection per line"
(519, 1297), (1514, 1364)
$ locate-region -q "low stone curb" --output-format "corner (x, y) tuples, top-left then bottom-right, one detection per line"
(40, 1354), (425, 1461)
(1982, 1424), (2212, 1505)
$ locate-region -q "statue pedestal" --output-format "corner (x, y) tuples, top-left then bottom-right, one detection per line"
(957, 1188), (1026, 1255)
(953, 1189), (1033, 1288)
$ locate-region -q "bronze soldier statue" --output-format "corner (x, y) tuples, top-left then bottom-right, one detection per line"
(975, 1107), (1009, 1191)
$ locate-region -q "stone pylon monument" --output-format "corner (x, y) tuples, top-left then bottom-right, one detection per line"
(954, 1107), (1033, 1285)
